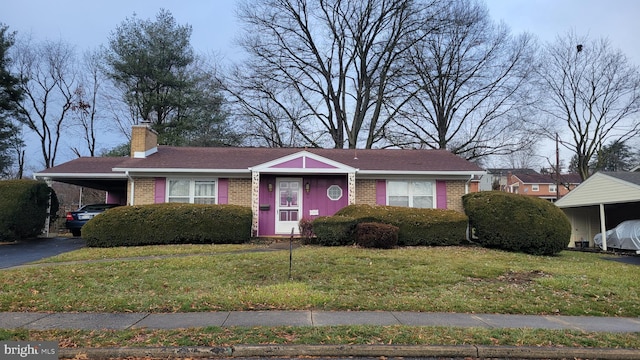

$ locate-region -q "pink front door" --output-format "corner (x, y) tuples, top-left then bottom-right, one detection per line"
(276, 178), (302, 234)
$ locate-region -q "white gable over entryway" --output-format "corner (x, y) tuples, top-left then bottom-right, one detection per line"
(249, 150), (358, 174)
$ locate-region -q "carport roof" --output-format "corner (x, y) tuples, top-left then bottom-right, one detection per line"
(35, 157), (127, 176)
(33, 157), (127, 192)
(555, 172), (640, 208)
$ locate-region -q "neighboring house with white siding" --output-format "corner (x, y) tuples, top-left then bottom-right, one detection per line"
(555, 172), (640, 250)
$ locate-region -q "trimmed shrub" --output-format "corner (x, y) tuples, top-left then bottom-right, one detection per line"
(309, 216), (358, 246)
(82, 203), (252, 247)
(335, 204), (467, 246)
(298, 217), (315, 244)
(0, 180), (56, 241)
(462, 191), (571, 255)
(355, 222), (399, 249)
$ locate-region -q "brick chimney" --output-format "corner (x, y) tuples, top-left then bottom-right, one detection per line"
(130, 124), (158, 158)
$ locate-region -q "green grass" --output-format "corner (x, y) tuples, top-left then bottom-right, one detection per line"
(30, 243), (262, 263)
(2, 245), (639, 316)
(2, 244), (640, 349)
(1, 326), (640, 349)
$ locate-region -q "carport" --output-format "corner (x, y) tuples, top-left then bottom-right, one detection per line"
(555, 172), (640, 251)
(33, 157), (129, 205)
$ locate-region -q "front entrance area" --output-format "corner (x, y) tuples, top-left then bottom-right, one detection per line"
(275, 178), (302, 234)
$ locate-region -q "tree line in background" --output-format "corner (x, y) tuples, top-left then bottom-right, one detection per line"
(0, 0), (639, 181)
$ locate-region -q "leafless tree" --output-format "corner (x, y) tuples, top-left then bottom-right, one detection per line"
(389, 0), (539, 161)
(230, 0), (438, 148)
(223, 65), (321, 147)
(497, 145), (543, 170)
(70, 50), (104, 157)
(12, 38), (77, 168)
(538, 32), (640, 180)
(7, 124), (25, 178)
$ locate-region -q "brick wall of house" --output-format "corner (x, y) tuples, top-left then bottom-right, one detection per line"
(229, 178), (252, 206)
(131, 178), (155, 205)
(355, 179), (467, 211)
(127, 176), (469, 210)
(355, 179), (377, 205)
(445, 180), (466, 213)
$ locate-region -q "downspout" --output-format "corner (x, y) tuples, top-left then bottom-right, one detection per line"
(465, 174), (473, 194)
(126, 171), (135, 206)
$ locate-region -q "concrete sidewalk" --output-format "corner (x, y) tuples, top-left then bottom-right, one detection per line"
(2, 310), (639, 332)
(3, 311), (640, 359)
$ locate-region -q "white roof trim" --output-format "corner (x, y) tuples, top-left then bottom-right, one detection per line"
(113, 168), (485, 177)
(357, 170), (486, 176)
(112, 167), (249, 174)
(33, 172), (127, 180)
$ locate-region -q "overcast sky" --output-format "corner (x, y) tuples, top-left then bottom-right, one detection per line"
(4, 0), (639, 62)
(3, 0), (640, 171)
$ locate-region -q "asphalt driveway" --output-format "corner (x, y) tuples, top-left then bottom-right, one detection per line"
(604, 254), (640, 266)
(0, 237), (85, 269)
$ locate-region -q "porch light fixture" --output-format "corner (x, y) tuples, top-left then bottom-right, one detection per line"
(268, 183), (273, 192)
(305, 182), (310, 193)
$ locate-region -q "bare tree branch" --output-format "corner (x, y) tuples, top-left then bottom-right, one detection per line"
(230, 0), (435, 148)
(389, 0), (539, 161)
(537, 32), (640, 180)
(12, 38), (77, 168)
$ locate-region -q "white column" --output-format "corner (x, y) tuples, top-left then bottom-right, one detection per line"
(251, 171), (260, 237)
(348, 172), (356, 205)
(599, 203), (607, 251)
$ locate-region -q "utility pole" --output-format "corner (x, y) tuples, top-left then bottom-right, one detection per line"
(556, 133), (560, 201)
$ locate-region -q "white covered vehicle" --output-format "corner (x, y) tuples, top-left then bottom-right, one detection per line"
(594, 220), (640, 251)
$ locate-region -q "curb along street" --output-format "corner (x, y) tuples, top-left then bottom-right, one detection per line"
(57, 344), (640, 360)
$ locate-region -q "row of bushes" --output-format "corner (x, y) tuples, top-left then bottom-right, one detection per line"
(0, 180), (58, 241)
(308, 204), (468, 247)
(81, 191), (570, 255)
(83, 203), (252, 247)
(305, 192), (570, 255)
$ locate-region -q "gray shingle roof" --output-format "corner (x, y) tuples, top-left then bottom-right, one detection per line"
(603, 171), (640, 186)
(515, 173), (582, 185)
(36, 147), (484, 175)
(113, 146), (483, 172)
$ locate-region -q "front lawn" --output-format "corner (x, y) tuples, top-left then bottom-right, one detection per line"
(1, 245), (638, 316)
(2, 244), (640, 349)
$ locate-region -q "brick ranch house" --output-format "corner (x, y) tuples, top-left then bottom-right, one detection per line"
(507, 172), (582, 202)
(35, 125), (485, 237)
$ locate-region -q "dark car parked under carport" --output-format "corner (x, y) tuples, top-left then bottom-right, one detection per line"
(65, 203), (121, 237)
